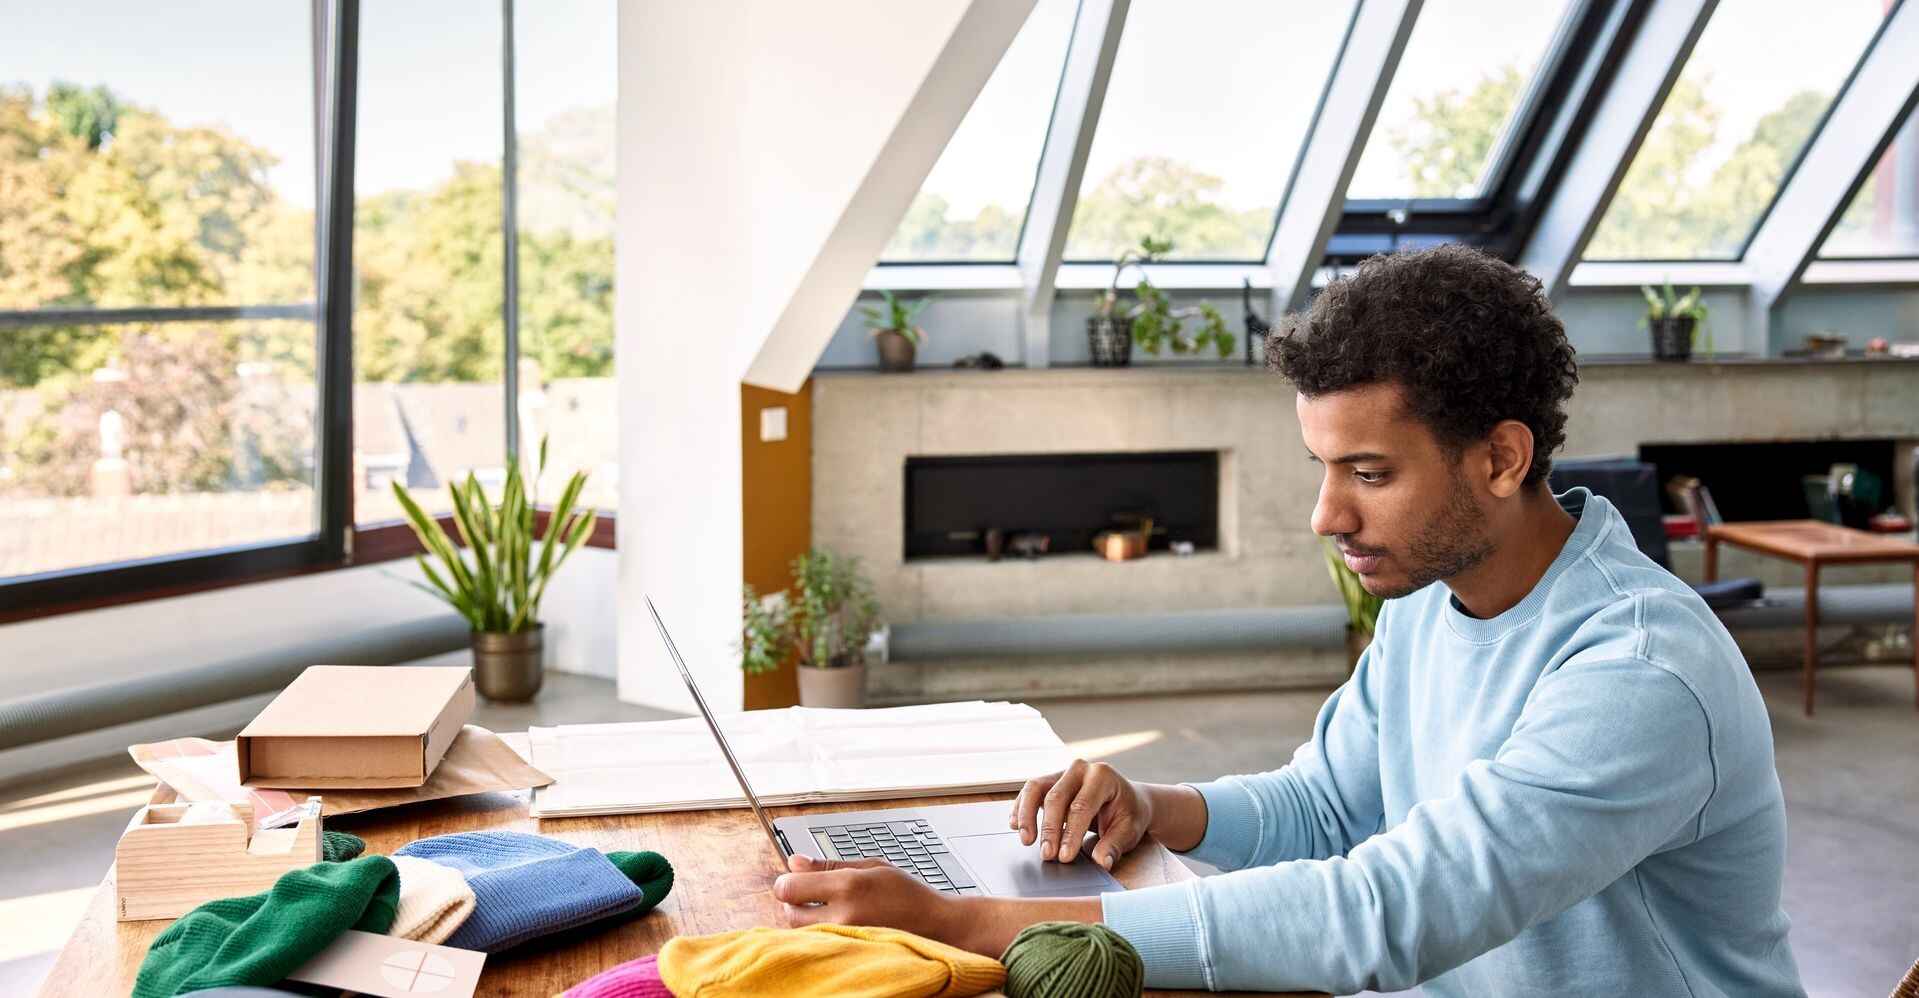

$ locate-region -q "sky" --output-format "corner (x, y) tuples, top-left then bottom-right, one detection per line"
(0, 0), (1893, 220)
(0, 0), (615, 209)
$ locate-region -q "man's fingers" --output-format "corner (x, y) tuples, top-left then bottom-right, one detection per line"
(1090, 809), (1139, 870)
(783, 901), (834, 927)
(1015, 772), (1061, 847)
(1056, 767), (1115, 863)
(790, 855), (885, 872)
(1038, 762), (1088, 861)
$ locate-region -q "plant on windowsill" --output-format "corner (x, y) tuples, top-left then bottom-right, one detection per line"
(1320, 536), (1383, 675)
(391, 437), (598, 702)
(1640, 280), (1712, 361)
(861, 290), (933, 373)
(740, 548), (881, 708)
(1088, 235), (1235, 367)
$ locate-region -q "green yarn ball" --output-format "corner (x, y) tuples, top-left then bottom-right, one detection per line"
(1001, 921), (1144, 998)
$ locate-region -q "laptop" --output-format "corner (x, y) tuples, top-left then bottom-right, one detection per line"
(646, 596), (1123, 899)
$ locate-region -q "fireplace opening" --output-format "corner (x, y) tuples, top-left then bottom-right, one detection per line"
(904, 451), (1219, 560)
(1637, 439), (1896, 523)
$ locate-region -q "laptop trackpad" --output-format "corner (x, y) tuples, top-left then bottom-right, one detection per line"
(948, 832), (1120, 898)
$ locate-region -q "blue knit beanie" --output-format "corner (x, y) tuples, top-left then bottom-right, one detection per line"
(394, 832), (663, 953)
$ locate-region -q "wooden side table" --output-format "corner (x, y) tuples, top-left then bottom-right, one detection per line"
(1703, 520), (1919, 716)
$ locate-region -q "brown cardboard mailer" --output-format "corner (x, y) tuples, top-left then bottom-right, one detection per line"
(238, 665), (476, 789)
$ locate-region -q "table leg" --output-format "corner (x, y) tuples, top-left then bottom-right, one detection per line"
(1703, 534), (1719, 584)
(1804, 561), (1820, 717)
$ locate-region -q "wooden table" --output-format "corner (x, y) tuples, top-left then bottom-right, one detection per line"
(1704, 519), (1919, 715)
(36, 787), (1315, 997)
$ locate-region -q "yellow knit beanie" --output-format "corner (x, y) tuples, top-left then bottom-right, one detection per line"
(658, 924), (1006, 998)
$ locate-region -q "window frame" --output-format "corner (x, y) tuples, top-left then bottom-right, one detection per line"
(0, 0), (612, 624)
(1326, 0), (1626, 264)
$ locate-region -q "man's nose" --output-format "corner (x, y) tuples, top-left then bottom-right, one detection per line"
(1312, 480), (1358, 538)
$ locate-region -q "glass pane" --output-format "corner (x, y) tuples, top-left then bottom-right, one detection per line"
(0, 3), (316, 313)
(0, 321), (318, 579)
(1585, 0), (1887, 260)
(881, 0), (1079, 262)
(354, 1), (506, 526)
(1819, 110), (1919, 258)
(1062, 0), (1358, 261)
(516, 0), (619, 511)
(1346, 0), (1574, 200)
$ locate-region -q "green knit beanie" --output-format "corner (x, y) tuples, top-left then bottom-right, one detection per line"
(132, 856), (399, 998)
(1000, 921), (1145, 998)
(321, 830), (365, 862)
(607, 850), (674, 913)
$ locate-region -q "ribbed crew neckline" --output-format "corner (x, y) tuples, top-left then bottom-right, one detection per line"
(1443, 487), (1610, 643)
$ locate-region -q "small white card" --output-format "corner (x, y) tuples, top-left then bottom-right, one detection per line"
(285, 929), (486, 997)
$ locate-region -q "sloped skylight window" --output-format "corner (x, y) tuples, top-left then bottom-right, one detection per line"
(1584, 0), (1888, 260)
(879, 0), (1079, 263)
(1061, 0), (1358, 262)
(1345, 0), (1577, 202)
(1818, 107), (1919, 258)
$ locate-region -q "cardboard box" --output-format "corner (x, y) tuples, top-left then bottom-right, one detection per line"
(238, 666), (476, 789)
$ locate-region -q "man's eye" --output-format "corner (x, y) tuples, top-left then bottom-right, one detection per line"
(1354, 470), (1388, 485)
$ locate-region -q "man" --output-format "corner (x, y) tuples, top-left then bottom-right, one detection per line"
(774, 245), (1803, 996)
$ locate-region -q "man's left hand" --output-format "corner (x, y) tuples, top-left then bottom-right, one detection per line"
(774, 855), (978, 948)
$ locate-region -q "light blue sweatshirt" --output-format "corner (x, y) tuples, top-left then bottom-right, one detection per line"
(1102, 489), (1802, 996)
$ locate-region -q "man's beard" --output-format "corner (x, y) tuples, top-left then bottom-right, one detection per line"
(1372, 470), (1495, 600)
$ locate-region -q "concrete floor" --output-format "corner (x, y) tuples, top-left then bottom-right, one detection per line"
(3, 666), (1914, 996)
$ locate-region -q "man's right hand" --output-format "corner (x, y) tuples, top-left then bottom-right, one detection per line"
(1010, 759), (1156, 869)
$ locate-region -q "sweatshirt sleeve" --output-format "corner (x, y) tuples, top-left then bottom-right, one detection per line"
(1103, 657), (1715, 994)
(1177, 634), (1388, 873)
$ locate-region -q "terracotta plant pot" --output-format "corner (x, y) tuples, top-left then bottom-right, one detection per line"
(797, 663), (865, 708)
(473, 624), (544, 701)
(875, 330), (918, 372)
(1344, 625), (1372, 676)
(1649, 316), (1695, 361)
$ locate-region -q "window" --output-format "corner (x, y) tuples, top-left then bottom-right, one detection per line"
(880, 0), (1078, 263)
(1061, 0), (1358, 261)
(0, 3), (320, 582)
(515, 0), (619, 510)
(352, 0), (506, 527)
(1819, 109), (1919, 258)
(1346, 0), (1577, 202)
(1584, 0), (1889, 261)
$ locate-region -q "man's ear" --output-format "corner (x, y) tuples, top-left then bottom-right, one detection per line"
(1484, 420), (1535, 499)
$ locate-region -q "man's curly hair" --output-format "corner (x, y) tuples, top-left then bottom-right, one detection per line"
(1268, 244), (1579, 487)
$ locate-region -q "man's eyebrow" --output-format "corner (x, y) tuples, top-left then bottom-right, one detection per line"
(1307, 450), (1391, 464)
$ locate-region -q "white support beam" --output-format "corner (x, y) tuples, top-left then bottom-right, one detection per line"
(1263, 0), (1422, 314)
(1014, 0), (1129, 368)
(1517, 0), (1717, 300)
(1742, 2), (1919, 355)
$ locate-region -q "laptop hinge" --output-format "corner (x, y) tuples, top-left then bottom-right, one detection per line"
(775, 828), (793, 856)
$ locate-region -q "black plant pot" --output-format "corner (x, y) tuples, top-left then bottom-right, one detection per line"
(1649, 317), (1695, 361)
(1087, 315), (1133, 367)
(874, 330), (917, 372)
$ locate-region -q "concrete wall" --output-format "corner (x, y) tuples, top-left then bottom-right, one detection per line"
(813, 360), (1919, 627)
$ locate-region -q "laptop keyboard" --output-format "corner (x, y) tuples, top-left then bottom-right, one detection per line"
(813, 820), (985, 896)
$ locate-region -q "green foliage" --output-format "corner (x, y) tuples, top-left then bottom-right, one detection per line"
(1065, 158), (1271, 260)
(1097, 237), (1235, 357)
(1387, 66), (1525, 198)
(1638, 280), (1712, 354)
(857, 290), (934, 346)
(392, 436), (598, 634)
(45, 81), (122, 149)
(1, 329), (311, 497)
(1320, 536), (1381, 636)
(738, 548), (880, 671)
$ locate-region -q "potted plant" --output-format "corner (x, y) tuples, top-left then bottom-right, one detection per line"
(391, 438), (598, 701)
(1320, 536), (1382, 674)
(860, 290), (933, 373)
(1640, 281), (1710, 361)
(740, 548), (881, 708)
(1089, 235), (1235, 367)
